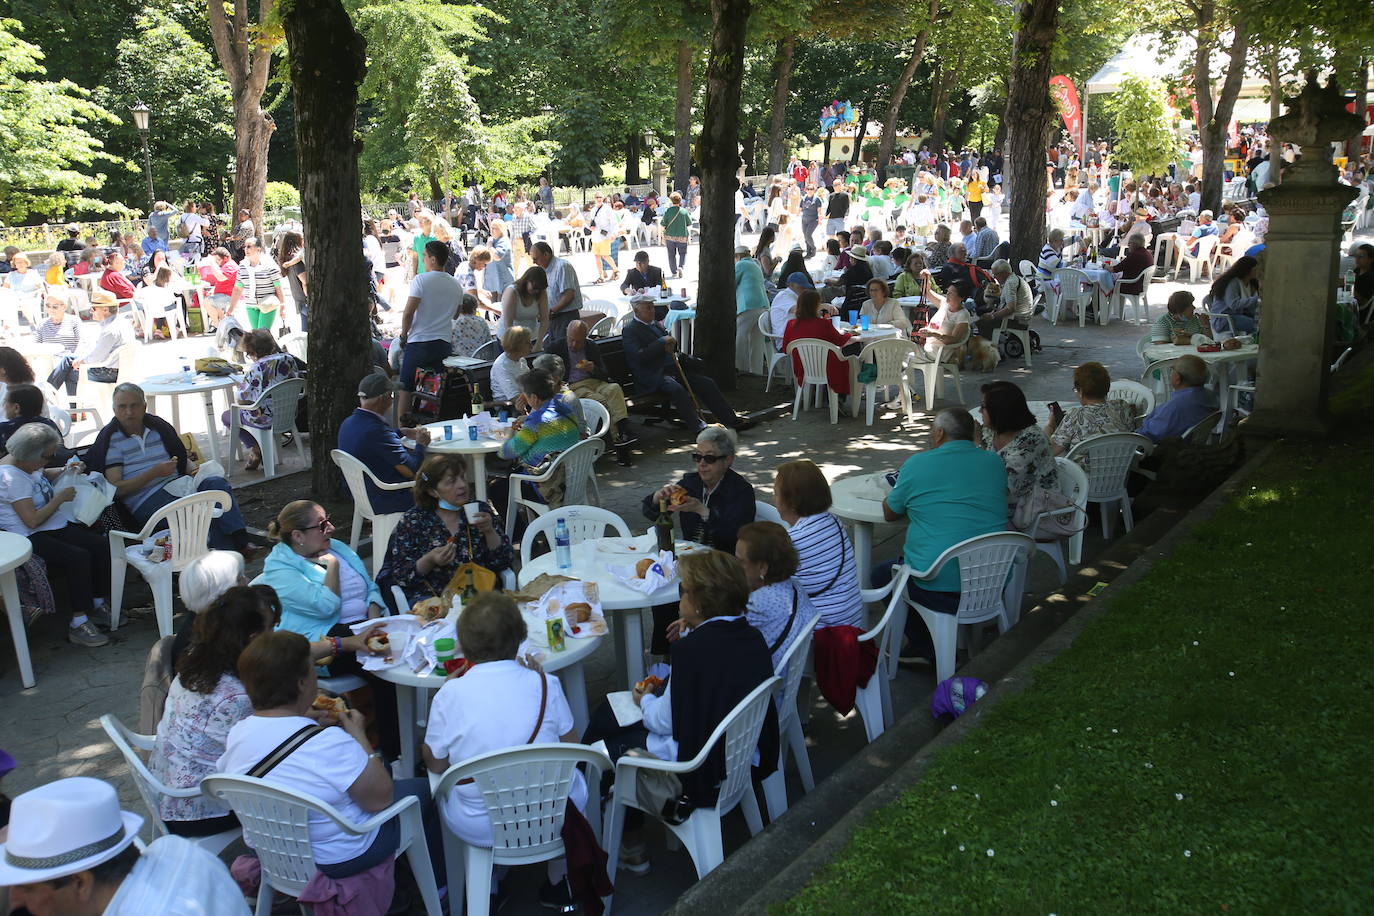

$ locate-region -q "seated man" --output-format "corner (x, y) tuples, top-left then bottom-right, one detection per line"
(931, 243), (991, 307)
(769, 273), (811, 347)
(547, 319), (637, 449)
(621, 296), (754, 433)
(47, 290), (135, 389)
(0, 777), (249, 916)
(85, 383), (253, 556)
(878, 407), (1007, 663)
(976, 259), (1034, 339)
(1136, 355), (1217, 444)
(1174, 209), (1219, 263)
(620, 250), (665, 295)
(1109, 235), (1155, 295)
(866, 240), (897, 281)
(337, 372), (431, 514)
(973, 216), (999, 260)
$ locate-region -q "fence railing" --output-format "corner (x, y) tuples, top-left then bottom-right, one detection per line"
(0, 219), (153, 251)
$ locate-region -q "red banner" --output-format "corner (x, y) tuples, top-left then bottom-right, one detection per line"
(1049, 76), (1083, 159)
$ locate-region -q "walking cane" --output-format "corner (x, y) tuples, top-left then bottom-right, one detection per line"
(672, 349), (705, 417)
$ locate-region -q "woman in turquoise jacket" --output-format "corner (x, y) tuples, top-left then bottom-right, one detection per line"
(253, 499), (399, 758)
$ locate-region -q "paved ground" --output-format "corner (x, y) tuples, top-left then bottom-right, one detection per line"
(1, 224), (1216, 913)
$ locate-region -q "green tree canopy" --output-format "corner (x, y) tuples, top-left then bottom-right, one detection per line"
(1107, 74), (1179, 177)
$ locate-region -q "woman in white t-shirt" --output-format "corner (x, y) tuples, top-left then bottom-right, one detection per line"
(217, 630), (444, 881)
(917, 283), (972, 358)
(423, 593), (581, 906)
(497, 265), (550, 346)
(400, 240), (460, 415)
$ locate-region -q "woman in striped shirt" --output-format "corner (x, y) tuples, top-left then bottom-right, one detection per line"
(772, 459), (862, 630)
(36, 298), (81, 355)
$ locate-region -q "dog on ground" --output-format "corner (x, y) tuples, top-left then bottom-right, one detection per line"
(965, 334), (1001, 372)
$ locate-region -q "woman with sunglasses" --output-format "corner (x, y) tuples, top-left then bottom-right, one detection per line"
(254, 499), (400, 758)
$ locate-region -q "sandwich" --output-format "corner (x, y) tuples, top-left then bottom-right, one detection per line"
(566, 602), (593, 624)
(666, 484), (690, 507)
(635, 557), (655, 578)
(365, 632), (390, 653)
(311, 694), (347, 718)
(411, 597), (445, 622)
(635, 675), (665, 693)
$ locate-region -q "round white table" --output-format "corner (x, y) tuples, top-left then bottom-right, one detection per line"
(421, 421), (510, 503)
(372, 630), (602, 777)
(441, 356), (490, 371)
(139, 372), (241, 465)
(1141, 341), (1258, 419)
(830, 473), (903, 588)
(0, 531), (35, 688)
(519, 537), (681, 693)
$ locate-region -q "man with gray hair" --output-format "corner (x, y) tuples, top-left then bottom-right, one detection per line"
(977, 259), (1034, 339)
(878, 406), (1008, 664)
(1136, 354), (1216, 443)
(973, 216), (999, 260)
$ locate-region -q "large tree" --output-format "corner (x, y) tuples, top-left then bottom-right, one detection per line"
(208, 0), (279, 231)
(1187, 1), (1248, 214)
(281, 0), (371, 496)
(873, 0), (941, 173)
(1003, 0), (1060, 267)
(696, 0), (752, 386)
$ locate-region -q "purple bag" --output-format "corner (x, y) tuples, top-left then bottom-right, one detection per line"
(931, 677), (987, 721)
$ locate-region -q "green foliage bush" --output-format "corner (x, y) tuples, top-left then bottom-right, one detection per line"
(263, 181), (301, 210)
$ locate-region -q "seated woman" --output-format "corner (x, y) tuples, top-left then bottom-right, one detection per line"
(217, 630), (442, 883)
(1205, 256), (1260, 337)
(582, 550), (778, 873)
(0, 385), (65, 461)
(0, 423), (111, 648)
(858, 277), (913, 334)
(781, 289), (859, 399)
(221, 329), (302, 471)
(490, 325), (533, 403)
(498, 266), (550, 347)
(422, 593), (582, 909)
(979, 381), (1059, 519)
(254, 500), (398, 759)
(451, 293), (494, 358)
(773, 459), (863, 630)
(915, 281), (973, 361)
(820, 238), (842, 273)
(892, 252), (929, 299)
(1150, 290), (1212, 344)
(377, 454), (513, 606)
(169, 549), (246, 667)
(499, 367), (582, 472)
(1044, 361), (1137, 456)
(734, 521), (816, 671)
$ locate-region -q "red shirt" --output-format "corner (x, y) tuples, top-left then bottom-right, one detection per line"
(782, 317), (854, 395)
(99, 269), (136, 300)
(199, 260), (238, 296)
(792, 164), (810, 185)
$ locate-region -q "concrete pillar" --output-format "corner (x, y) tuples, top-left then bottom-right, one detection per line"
(1246, 75), (1363, 438)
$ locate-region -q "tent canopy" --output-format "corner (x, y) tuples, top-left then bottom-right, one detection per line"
(1087, 36), (1267, 97)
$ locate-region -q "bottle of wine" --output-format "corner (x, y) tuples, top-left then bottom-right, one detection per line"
(470, 384), (484, 418)
(461, 566), (478, 601)
(655, 500), (675, 555)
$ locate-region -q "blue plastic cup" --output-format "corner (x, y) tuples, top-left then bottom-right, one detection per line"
(443, 425), (453, 440)
(467, 425), (479, 442)
(859, 315), (870, 331)
(848, 310), (859, 325)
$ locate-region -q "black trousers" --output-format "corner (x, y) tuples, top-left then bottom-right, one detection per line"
(658, 371), (738, 430)
(802, 220), (818, 257)
(30, 524), (111, 617)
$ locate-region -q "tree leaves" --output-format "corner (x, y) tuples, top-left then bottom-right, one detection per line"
(1107, 75), (1179, 177)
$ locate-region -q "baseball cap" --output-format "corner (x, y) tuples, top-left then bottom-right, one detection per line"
(357, 372), (401, 398)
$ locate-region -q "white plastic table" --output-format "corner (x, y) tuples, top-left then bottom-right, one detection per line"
(830, 473), (903, 588)
(420, 421), (509, 503)
(0, 531), (36, 688)
(139, 372), (241, 465)
(1141, 341), (1259, 418)
(372, 630), (602, 777)
(519, 536), (681, 692)
(441, 356), (490, 371)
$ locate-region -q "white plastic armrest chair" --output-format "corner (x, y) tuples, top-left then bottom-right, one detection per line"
(109, 490), (231, 638)
(753, 500), (784, 525)
(761, 611), (824, 820)
(856, 338), (919, 425)
(331, 449), (414, 575)
(1063, 433), (1153, 540)
(785, 339), (845, 424)
(505, 438), (605, 536)
(201, 774), (442, 916)
(519, 505), (629, 567)
(99, 714), (241, 855)
(910, 321), (969, 409)
(852, 565), (913, 742)
(906, 533), (1034, 683)
(1027, 458), (1089, 581)
(757, 311), (792, 391)
(1107, 378), (1155, 422)
(603, 676), (781, 906)
(230, 377), (307, 478)
(433, 744), (611, 916)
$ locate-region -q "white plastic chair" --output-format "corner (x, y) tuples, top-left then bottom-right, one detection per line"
(991, 317), (1033, 369)
(589, 314), (616, 338)
(230, 377), (306, 478)
(786, 339), (845, 424)
(1027, 458), (1089, 582)
(753, 501), (784, 525)
(505, 437), (605, 536)
(757, 311), (791, 392)
(760, 611), (824, 820)
(909, 320), (969, 409)
(1108, 379), (1155, 421)
(906, 533), (1034, 684)
(603, 676), (779, 896)
(1183, 409), (1223, 445)
(852, 565), (913, 742)
(74, 340), (141, 424)
(99, 714), (241, 855)
(855, 338), (919, 425)
(1109, 268), (1153, 325)
(1142, 358), (1211, 404)
(201, 774), (442, 916)
(580, 398), (610, 439)
(472, 339), (502, 361)
(331, 449), (413, 574)
(133, 286), (187, 340)
(1051, 268), (1094, 327)
(582, 298), (622, 320)
(1064, 433), (1153, 540)
(109, 490), (231, 637)
(433, 744), (611, 916)
(1176, 235), (1218, 283)
(519, 504), (630, 567)
(279, 331), (308, 362)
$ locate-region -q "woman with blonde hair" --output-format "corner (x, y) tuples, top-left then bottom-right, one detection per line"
(498, 265), (550, 345)
(490, 325), (533, 402)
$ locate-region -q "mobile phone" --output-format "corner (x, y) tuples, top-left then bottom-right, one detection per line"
(1049, 401), (1064, 421)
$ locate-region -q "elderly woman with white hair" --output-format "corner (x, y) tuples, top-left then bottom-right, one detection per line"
(0, 423), (111, 647)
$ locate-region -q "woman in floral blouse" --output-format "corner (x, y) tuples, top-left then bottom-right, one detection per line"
(1045, 362), (1137, 456)
(378, 454), (514, 605)
(451, 293), (494, 358)
(978, 380), (1059, 518)
(221, 328), (303, 471)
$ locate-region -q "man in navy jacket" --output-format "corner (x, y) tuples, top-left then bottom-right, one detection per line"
(336, 372), (431, 513)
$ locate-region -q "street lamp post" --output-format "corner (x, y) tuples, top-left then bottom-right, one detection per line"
(130, 102), (154, 215)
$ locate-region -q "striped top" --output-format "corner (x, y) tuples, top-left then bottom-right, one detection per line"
(499, 396), (581, 469)
(235, 261), (282, 308)
(36, 314), (81, 353)
(788, 512), (863, 629)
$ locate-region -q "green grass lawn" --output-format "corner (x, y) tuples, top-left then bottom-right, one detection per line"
(777, 373), (1374, 914)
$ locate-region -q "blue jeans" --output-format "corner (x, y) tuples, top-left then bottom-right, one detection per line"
(826, 217), (845, 236)
(610, 237), (623, 267)
(132, 476), (246, 550)
(316, 778), (444, 886)
(399, 338), (452, 391)
(870, 560), (959, 660)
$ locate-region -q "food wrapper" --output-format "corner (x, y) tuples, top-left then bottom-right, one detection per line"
(609, 551), (678, 595)
(349, 614), (454, 675)
(521, 580), (606, 647)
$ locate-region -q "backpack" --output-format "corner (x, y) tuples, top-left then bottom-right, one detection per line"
(931, 677), (987, 721)
(176, 215), (191, 239)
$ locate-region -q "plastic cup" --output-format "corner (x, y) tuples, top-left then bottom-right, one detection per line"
(467, 424), (479, 442)
(860, 315), (870, 331)
(464, 502), (480, 522)
(443, 425), (453, 440)
(433, 637), (455, 663)
(847, 310), (859, 325)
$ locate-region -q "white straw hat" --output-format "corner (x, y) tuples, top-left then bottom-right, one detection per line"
(0, 778), (142, 884)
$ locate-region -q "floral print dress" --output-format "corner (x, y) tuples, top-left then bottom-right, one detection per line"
(235, 352), (302, 429)
(150, 673), (254, 822)
(377, 504), (515, 604)
(1050, 400), (1137, 454)
(981, 424), (1060, 514)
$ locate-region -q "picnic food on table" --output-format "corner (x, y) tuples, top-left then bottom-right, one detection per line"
(365, 632), (390, 653)
(566, 602), (593, 623)
(666, 484), (690, 507)
(311, 694), (347, 718)
(635, 557), (656, 578)
(635, 675), (665, 693)
(411, 596), (445, 622)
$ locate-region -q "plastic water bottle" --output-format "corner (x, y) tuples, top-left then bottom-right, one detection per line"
(554, 519), (572, 570)
(181, 359), (193, 381)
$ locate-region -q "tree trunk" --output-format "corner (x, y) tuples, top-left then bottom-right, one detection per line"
(851, 96), (872, 165)
(1348, 58), (1368, 159)
(696, 0), (751, 388)
(232, 96), (274, 232)
(766, 36), (796, 175)
(1003, 0), (1060, 268)
(875, 0), (939, 176)
(1192, 2), (1248, 213)
(626, 133), (642, 184)
(673, 41), (695, 192)
(741, 127), (757, 175)
(282, 0), (371, 497)
(208, 0), (278, 236)
(822, 131), (833, 163)
(426, 170), (442, 202)
(1268, 55), (1282, 121)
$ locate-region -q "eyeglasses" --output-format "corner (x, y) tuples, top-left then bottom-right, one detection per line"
(691, 453), (725, 465)
(304, 516), (333, 532)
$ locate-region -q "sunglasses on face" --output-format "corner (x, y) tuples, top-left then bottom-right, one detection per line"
(304, 516), (333, 532)
(691, 453), (724, 465)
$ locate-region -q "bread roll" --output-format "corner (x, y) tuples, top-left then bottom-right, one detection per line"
(635, 557), (655, 578)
